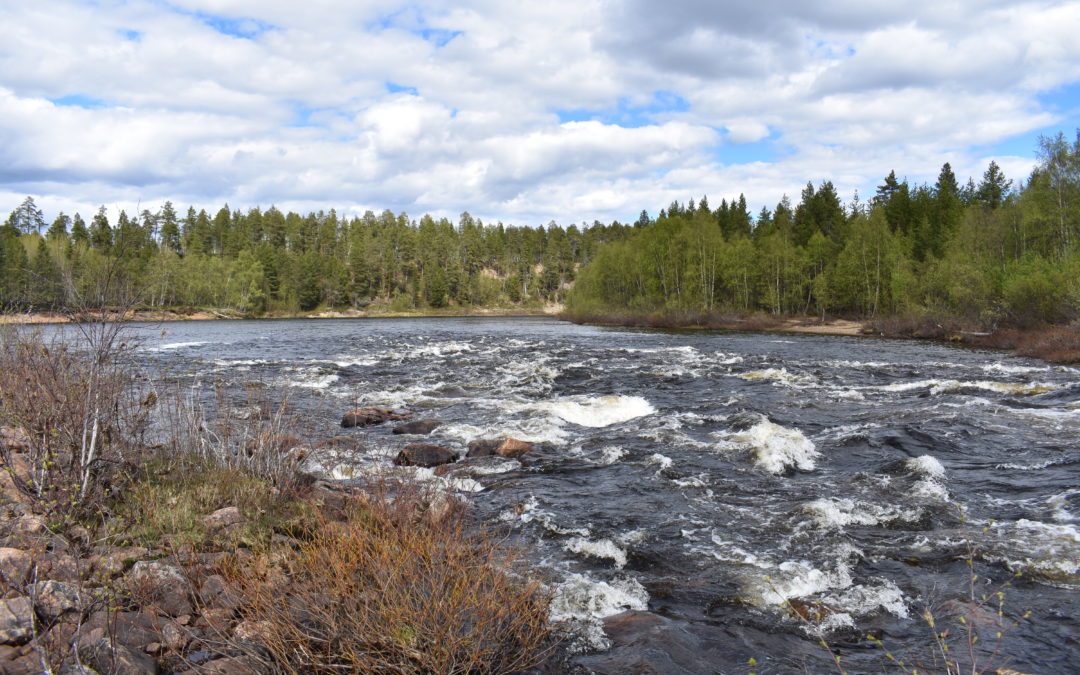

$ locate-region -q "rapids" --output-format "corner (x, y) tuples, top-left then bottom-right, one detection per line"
(126, 317), (1080, 672)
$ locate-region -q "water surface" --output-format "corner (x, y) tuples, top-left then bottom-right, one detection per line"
(125, 316), (1080, 673)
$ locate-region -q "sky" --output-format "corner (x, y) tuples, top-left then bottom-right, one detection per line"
(2, 0), (1079, 228)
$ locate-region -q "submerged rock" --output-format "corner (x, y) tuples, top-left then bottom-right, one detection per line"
(394, 443), (458, 467)
(341, 407), (411, 428)
(392, 419), (442, 435)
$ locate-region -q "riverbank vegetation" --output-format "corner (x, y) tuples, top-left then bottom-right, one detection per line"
(0, 325), (560, 672)
(565, 132), (1080, 357)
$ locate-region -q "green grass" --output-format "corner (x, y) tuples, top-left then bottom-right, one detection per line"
(107, 456), (314, 553)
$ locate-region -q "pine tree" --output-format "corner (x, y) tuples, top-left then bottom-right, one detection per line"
(10, 196), (45, 234)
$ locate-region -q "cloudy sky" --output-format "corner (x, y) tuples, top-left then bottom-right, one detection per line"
(2, 0), (1079, 227)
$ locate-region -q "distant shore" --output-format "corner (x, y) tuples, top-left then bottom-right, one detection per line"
(558, 310), (1080, 364)
(0, 304), (563, 325)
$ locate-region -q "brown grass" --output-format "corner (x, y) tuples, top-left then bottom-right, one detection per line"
(559, 309), (790, 332)
(223, 479), (560, 674)
(968, 325), (1080, 364)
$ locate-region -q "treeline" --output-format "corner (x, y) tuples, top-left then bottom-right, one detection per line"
(566, 132), (1080, 328)
(0, 202), (632, 313)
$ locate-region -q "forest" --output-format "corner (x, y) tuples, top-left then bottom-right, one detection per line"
(1, 131), (1078, 327)
(0, 199), (630, 314)
(566, 131), (1080, 328)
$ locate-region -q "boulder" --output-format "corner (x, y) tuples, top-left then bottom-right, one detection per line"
(78, 636), (159, 675)
(32, 580), (83, 620)
(392, 419), (442, 435)
(0, 427), (30, 452)
(34, 551), (79, 583)
(199, 575), (242, 612)
(393, 443), (458, 467)
(127, 561), (194, 617)
(79, 611), (167, 652)
(202, 507), (243, 532)
(495, 437), (533, 458)
(0, 597), (33, 645)
(0, 548), (32, 586)
(467, 437), (534, 459)
(160, 619), (189, 652)
(341, 407), (411, 428)
(465, 439), (501, 458)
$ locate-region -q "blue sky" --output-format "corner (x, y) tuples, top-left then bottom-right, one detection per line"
(2, 0), (1079, 225)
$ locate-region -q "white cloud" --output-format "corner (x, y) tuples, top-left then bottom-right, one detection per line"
(0, 0), (1076, 225)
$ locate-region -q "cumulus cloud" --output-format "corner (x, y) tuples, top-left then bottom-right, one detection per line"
(0, 0), (1077, 225)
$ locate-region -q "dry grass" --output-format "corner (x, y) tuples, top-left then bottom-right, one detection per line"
(559, 309), (790, 332)
(224, 479), (560, 674)
(969, 325), (1080, 364)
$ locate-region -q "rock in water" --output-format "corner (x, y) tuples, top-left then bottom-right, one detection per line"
(394, 443), (458, 467)
(341, 407), (411, 428)
(496, 437), (533, 458)
(467, 437), (534, 459)
(392, 419), (442, 435)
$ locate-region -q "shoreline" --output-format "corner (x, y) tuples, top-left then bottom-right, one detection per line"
(4, 307), (1076, 364)
(558, 310), (1080, 364)
(0, 304), (563, 325)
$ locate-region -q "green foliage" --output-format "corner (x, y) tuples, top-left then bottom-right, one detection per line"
(0, 202), (622, 314)
(567, 130), (1080, 327)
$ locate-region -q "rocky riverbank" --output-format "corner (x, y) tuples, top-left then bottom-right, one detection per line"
(0, 403), (559, 673)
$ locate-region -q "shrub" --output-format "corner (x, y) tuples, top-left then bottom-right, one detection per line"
(224, 480), (560, 673)
(0, 325), (151, 529)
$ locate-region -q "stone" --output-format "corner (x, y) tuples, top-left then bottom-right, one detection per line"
(79, 612), (165, 652)
(127, 561), (194, 617)
(467, 437), (534, 459)
(32, 580), (82, 620)
(232, 619), (273, 645)
(392, 419), (442, 435)
(341, 406), (411, 428)
(0, 548), (32, 586)
(0, 427), (30, 452)
(465, 439), (501, 458)
(35, 551), (80, 583)
(90, 547), (150, 579)
(495, 437), (533, 459)
(160, 620), (188, 652)
(0, 597), (33, 645)
(393, 443), (458, 467)
(194, 607), (234, 636)
(79, 636), (159, 675)
(201, 507), (243, 531)
(10, 515), (45, 537)
(199, 575), (242, 612)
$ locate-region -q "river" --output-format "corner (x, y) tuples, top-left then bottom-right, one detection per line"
(122, 316), (1079, 673)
